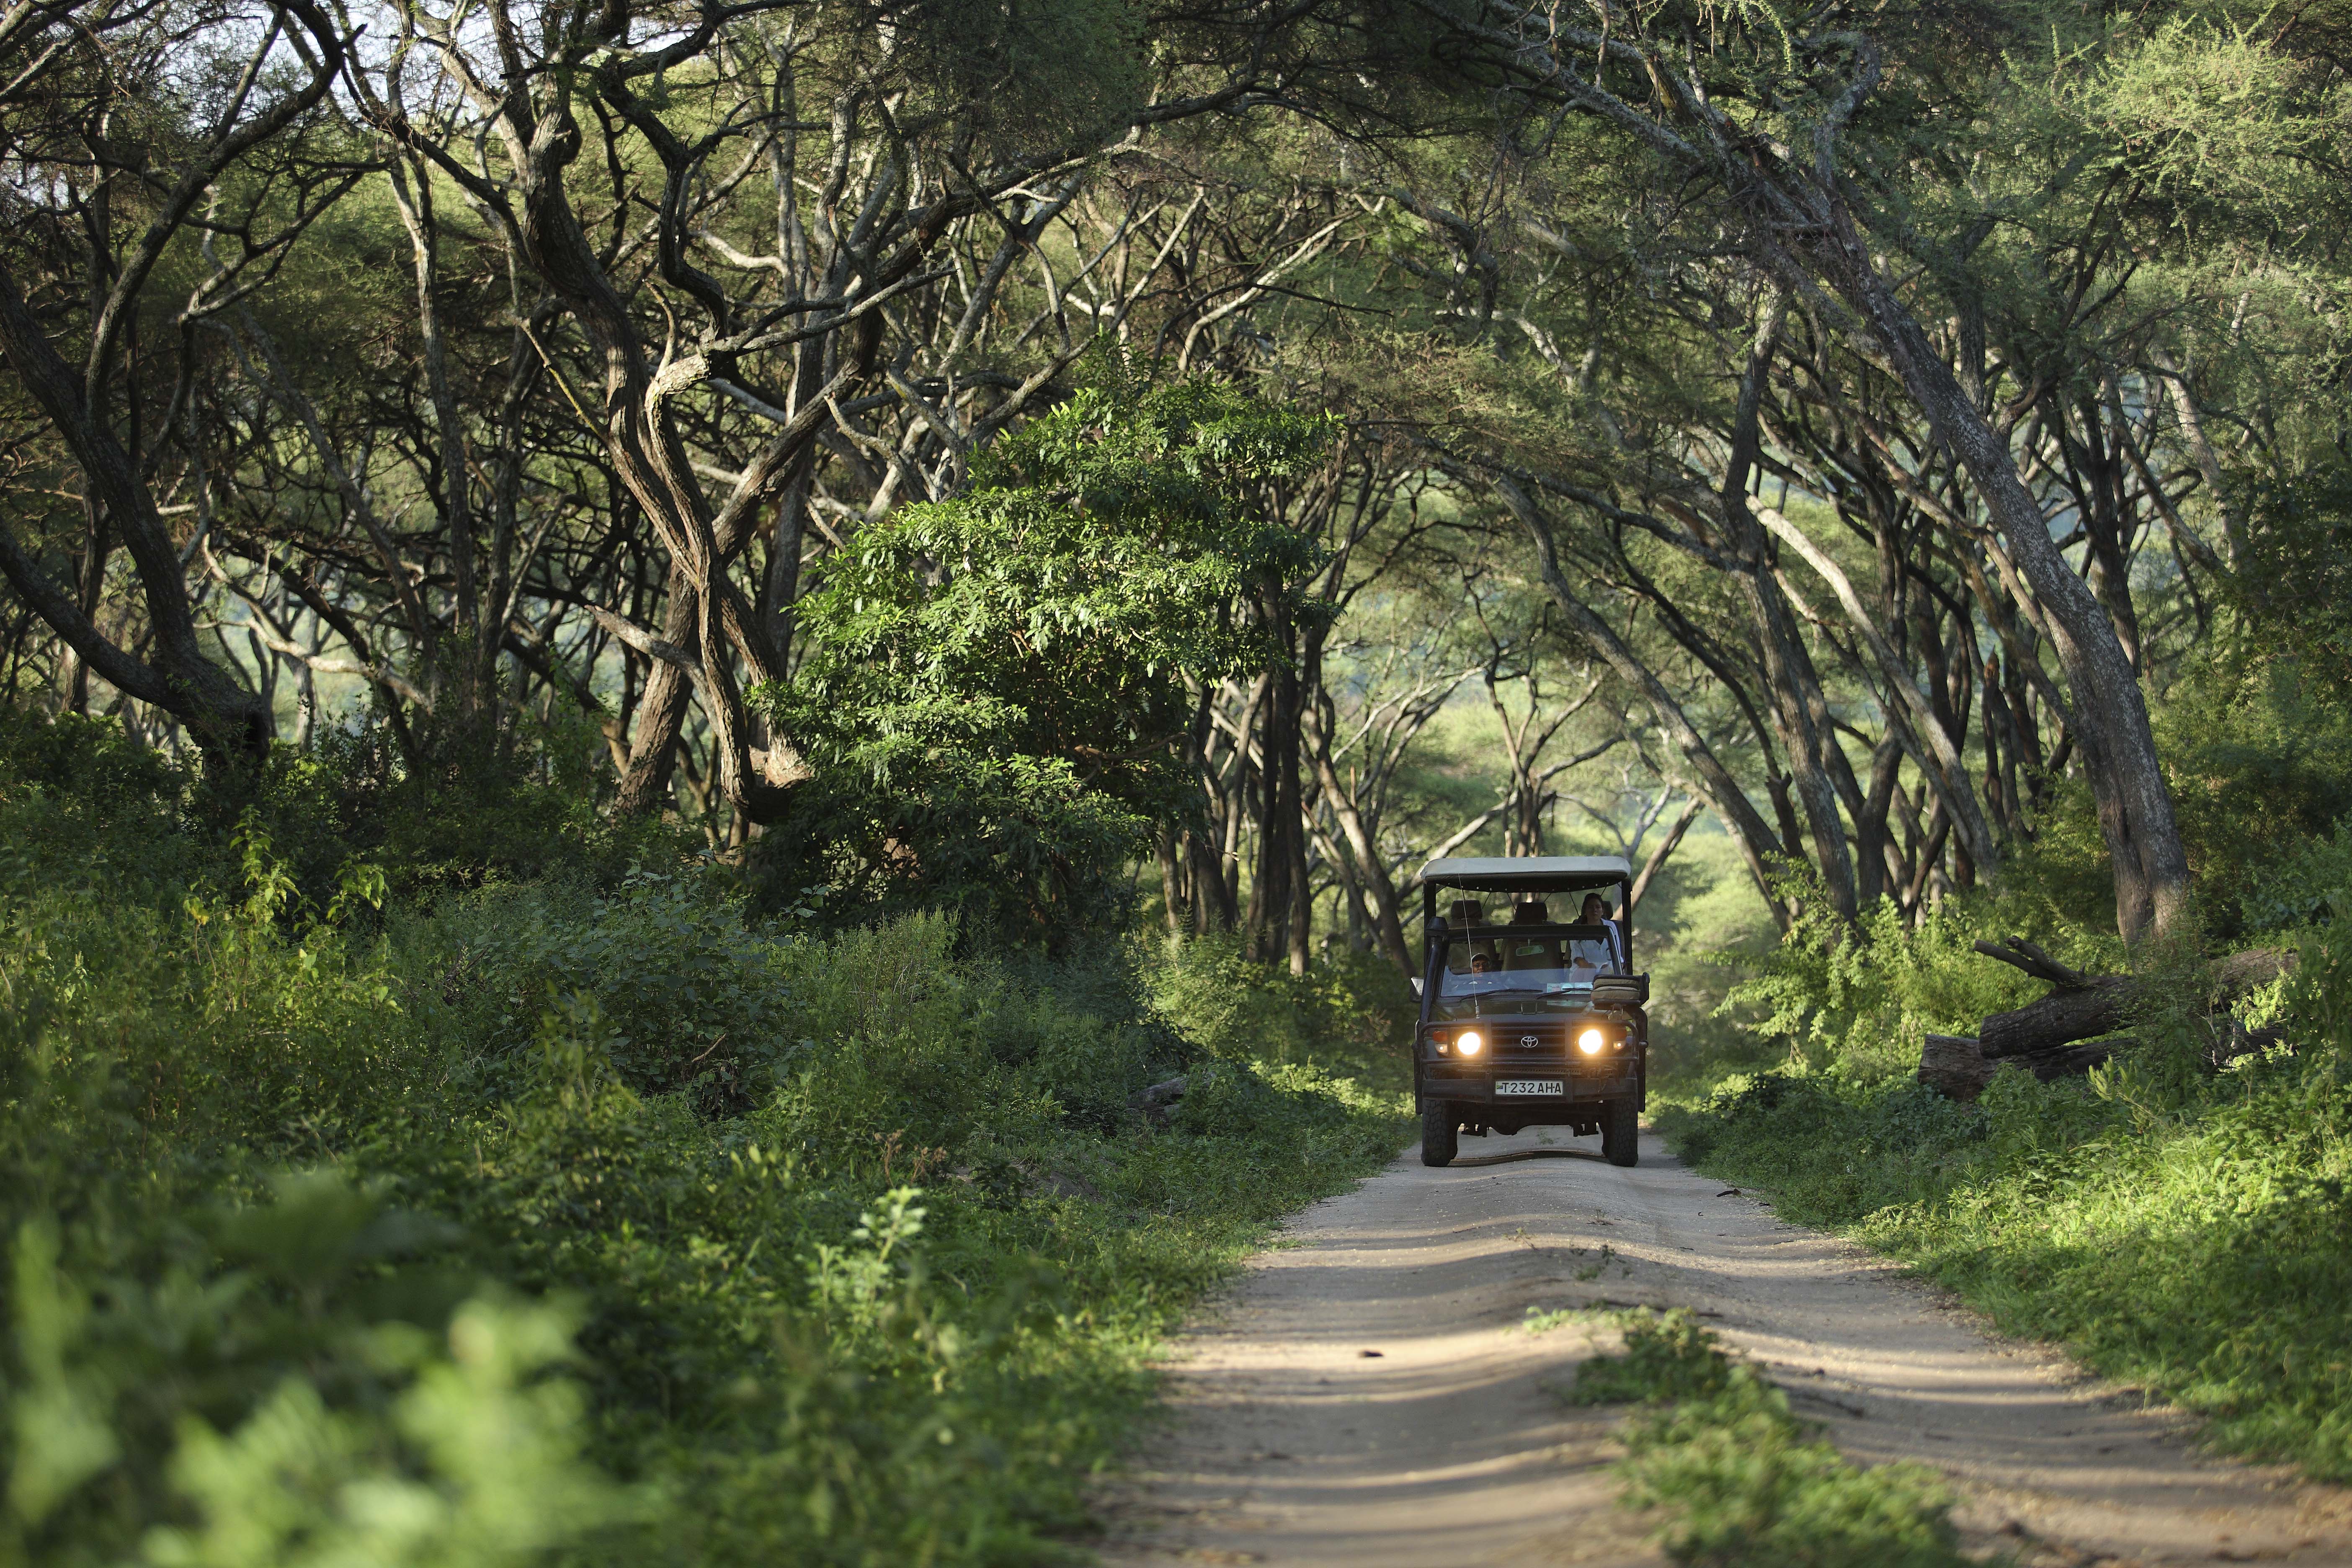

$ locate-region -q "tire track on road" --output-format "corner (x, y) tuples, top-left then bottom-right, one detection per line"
(1096, 1129), (2352, 1566)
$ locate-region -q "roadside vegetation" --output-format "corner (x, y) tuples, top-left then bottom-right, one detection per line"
(0, 715), (1411, 1568)
(1656, 626), (2352, 1483)
(1656, 969), (2352, 1483)
(1562, 1309), (1969, 1568)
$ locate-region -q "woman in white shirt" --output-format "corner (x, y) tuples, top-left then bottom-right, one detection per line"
(1578, 892), (1627, 972)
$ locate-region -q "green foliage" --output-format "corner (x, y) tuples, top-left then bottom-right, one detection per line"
(1657, 914), (2352, 1480)
(1717, 891), (2080, 1085)
(1986, 607), (2352, 941)
(428, 873), (807, 1113)
(2142, 622), (2352, 938)
(1567, 1310), (1966, 1567)
(2057, 13), (2332, 214)
(1147, 933), (1411, 1085)
(900, 0), (1148, 153)
(1566, 1308), (1737, 1406)
(0, 729), (1413, 1568)
(2240, 454), (2352, 696)
(279, 698), (691, 907)
(756, 364), (1336, 944)
(1, 1123), (615, 1568)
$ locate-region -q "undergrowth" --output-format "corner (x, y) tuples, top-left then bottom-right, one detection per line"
(0, 716), (1415, 1567)
(1563, 1309), (1967, 1568)
(1657, 910), (2352, 1482)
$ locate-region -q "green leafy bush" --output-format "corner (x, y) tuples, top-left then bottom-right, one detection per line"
(1568, 1310), (1965, 1568)
(753, 365), (1336, 944)
(0, 733), (1413, 1568)
(1148, 933), (1410, 1082)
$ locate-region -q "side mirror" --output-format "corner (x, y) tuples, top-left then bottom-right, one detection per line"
(1409, 976), (1424, 997)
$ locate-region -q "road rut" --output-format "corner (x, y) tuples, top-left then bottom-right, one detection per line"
(1097, 1126), (2352, 1566)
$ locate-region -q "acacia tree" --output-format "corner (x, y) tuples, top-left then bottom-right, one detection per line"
(0, 0), (1416, 802)
(0, 0), (353, 760)
(1411, 0), (2224, 942)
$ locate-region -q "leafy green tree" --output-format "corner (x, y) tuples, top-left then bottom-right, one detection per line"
(754, 368), (1334, 941)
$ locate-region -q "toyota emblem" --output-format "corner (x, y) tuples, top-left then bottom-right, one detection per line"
(1520, 1034), (1540, 1048)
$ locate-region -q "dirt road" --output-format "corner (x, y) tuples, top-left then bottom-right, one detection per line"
(1098, 1127), (2352, 1567)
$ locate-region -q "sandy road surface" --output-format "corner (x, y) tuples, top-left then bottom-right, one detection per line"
(1097, 1127), (2352, 1567)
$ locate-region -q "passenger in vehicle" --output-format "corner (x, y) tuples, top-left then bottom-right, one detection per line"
(1445, 901), (1492, 973)
(1577, 892), (1627, 972)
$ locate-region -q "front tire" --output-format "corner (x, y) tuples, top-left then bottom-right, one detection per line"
(1602, 1098), (1640, 1167)
(1420, 1102), (1458, 1167)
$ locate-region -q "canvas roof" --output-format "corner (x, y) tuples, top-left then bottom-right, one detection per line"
(1418, 855), (1632, 892)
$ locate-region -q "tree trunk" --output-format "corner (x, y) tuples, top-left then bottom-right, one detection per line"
(1809, 204), (2190, 945)
(1627, 797), (1704, 915)
(0, 260), (270, 758)
(616, 572), (701, 815)
(1500, 476), (1793, 929)
(1722, 295), (1859, 921)
(1153, 824), (1187, 936)
(1978, 981), (2134, 1060)
(1302, 687), (1417, 975)
(1251, 638), (1307, 970)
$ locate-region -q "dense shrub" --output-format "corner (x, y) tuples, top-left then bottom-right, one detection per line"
(752, 370), (1336, 948)
(0, 727), (1413, 1568)
(1148, 934), (1411, 1083)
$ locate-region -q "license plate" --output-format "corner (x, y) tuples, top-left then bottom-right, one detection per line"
(1496, 1079), (1564, 1096)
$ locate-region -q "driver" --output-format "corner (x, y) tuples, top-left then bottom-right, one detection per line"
(1469, 952), (1496, 975)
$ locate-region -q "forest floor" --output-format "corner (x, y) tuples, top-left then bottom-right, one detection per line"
(1094, 1128), (2352, 1567)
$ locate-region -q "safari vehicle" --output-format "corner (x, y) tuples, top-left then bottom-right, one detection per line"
(1413, 856), (1649, 1169)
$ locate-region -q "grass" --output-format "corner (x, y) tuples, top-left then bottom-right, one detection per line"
(1560, 1309), (1970, 1568)
(1653, 1027), (2352, 1483)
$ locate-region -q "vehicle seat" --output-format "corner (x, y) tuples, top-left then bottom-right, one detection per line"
(1445, 901), (1492, 973)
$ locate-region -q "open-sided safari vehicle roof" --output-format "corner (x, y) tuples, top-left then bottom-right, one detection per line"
(1419, 855), (1631, 912)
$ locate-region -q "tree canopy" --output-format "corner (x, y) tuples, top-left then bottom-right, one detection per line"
(1, 0), (2347, 954)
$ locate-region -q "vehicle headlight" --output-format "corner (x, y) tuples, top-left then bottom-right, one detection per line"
(1576, 1027), (1606, 1056)
(1456, 1029), (1483, 1057)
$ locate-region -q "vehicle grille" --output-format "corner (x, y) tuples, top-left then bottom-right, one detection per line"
(1496, 1028), (1565, 1056)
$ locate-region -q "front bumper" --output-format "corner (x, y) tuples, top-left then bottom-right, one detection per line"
(1420, 1060), (1640, 1104)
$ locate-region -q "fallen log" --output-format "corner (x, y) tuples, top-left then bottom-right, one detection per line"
(1974, 942), (2294, 1060)
(1978, 980), (2132, 1060)
(1918, 1034), (2116, 1101)
(1918, 1034), (1996, 1100)
(1130, 1074), (1189, 1127)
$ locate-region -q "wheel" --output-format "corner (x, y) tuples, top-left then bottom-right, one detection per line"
(1420, 1101), (1458, 1167)
(1601, 1098), (1640, 1168)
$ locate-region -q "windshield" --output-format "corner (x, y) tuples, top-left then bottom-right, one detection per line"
(1431, 924), (1622, 1019)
